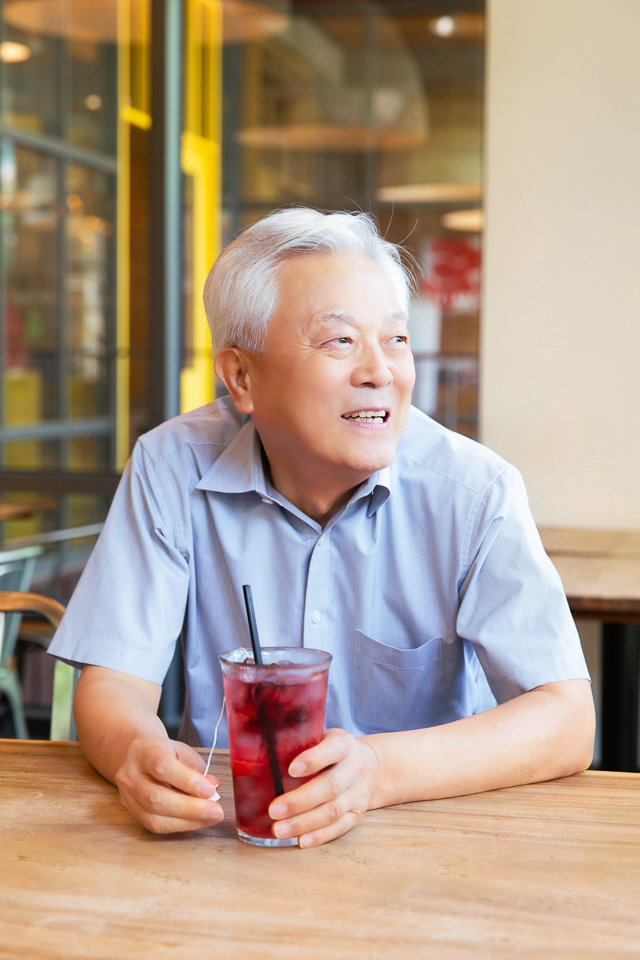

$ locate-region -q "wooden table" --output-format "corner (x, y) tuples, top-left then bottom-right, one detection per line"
(539, 527), (640, 772)
(2, 741), (640, 960)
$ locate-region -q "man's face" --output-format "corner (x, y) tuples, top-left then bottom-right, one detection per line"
(244, 252), (415, 484)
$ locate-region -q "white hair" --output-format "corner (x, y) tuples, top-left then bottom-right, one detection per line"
(203, 207), (413, 355)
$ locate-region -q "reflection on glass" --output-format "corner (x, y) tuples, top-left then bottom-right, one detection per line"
(2, 0), (117, 151)
(0, 23), (59, 136)
(69, 38), (117, 153)
(1, 143), (59, 468)
(1, 0), (118, 485)
(66, 163), (115, 466)
(66, 491), (108, 528)
(1, 488), (108, 543)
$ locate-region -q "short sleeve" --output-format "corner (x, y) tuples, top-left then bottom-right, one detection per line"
(456, 466), (590, 702)
(47, 441), (190, 684)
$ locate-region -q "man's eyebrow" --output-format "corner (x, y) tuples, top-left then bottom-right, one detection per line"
(314, 310), (408, 324)
(315, 311), (356, 324)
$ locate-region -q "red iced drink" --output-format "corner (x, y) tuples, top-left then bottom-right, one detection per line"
(220, 647), (332, 846)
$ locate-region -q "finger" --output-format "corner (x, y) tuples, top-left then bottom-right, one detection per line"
(287, 729), (350, 778)
(272, 787), (360, 840)
(140, 743), (219, 798)
(141, 775), (222, 820)
(135, 774), (223, 825)
(269, 762), (351, 821)
(297, 810), (362, 849)
(123, 787), (223, 834)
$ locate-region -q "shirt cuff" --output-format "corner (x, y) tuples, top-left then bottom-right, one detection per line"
(490, 654), (591, 703)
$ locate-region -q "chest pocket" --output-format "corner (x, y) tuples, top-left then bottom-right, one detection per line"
(352, 630), (446, 734)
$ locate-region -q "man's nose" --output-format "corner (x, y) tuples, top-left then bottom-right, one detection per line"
(351, 344), (393, 388)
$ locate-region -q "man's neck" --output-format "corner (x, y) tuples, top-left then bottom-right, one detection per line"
(259, 444), (369, 528)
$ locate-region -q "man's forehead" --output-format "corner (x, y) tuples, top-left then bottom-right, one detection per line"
(273, 252), (407, 329)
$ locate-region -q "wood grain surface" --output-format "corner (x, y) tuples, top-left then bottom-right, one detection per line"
(2, 740), (640, 959)
(539, 527), (640, 619)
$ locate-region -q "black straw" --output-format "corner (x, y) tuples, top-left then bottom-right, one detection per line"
(241, 584), (284, 798)
(242, 584), (263, 665)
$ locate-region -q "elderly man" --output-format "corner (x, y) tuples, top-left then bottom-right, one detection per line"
(49, 208), (594, 848)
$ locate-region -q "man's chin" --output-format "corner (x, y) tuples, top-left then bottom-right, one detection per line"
(341, 443), (398, 477)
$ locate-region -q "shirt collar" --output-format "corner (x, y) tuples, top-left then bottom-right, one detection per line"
(196, 419), (268, 495)
(196, 418), (392, 518)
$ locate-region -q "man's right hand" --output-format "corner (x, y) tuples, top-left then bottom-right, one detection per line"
(73, 665), (223, 834)
(114, 737), (223, 834)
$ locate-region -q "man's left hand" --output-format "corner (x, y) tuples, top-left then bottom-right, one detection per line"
(267, 728), (379, 847)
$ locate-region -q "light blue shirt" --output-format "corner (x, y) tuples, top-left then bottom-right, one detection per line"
(49, 398), (589, 747)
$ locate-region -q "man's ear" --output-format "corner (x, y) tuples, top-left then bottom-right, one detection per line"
(214, 348), (255, 415)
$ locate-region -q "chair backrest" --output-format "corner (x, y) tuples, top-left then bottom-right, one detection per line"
(0, 590), (77, 740)
(0, 546), (43, 669)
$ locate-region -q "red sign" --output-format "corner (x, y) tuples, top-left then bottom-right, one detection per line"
(420, 237), (482, 313)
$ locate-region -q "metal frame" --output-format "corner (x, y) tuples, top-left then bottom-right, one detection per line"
(0, 126), (117, 174)
(601, 624), (640, 772)
(0, 472), (120, 495)
(0, 418), (112, 442)
(149, 0), (184, 428)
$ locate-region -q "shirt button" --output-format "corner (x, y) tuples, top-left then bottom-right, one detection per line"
(317, 535), (325, 546)
(311, 610), (321, 624)
(261, 497), (273, 504)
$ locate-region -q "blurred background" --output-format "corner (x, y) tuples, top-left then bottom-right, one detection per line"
(0, 0), (638, 758)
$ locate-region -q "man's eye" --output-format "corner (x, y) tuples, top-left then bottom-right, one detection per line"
(334, 337), (351, 345)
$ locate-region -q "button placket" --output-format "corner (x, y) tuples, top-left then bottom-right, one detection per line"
(304, 531), (330, 643)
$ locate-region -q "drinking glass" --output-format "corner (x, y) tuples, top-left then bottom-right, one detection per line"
(220, 647), (332, 847)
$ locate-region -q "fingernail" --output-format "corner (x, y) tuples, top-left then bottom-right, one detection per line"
(289, 761), (305, 777)
(206, 804), (220, 820)
(270, 801), (286, 818)
(273, 822), (291, 838)
(198, 781), (216, 798)
(299, 835), (313, 849)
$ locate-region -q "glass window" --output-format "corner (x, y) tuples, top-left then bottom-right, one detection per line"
(69, 39), (117, 153)
(221, 0), (485, 438)
(0, 0), (485, 486)
(1, 143), (60, 466)
(1, 20), (60, 137)
(0, 0), (119, 548)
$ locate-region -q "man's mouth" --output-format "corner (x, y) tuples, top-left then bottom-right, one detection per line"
(341, 409), (389, 423)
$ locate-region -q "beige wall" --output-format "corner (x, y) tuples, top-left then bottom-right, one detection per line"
(481, 0), (640, 529)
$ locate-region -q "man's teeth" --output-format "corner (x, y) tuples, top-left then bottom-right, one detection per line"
(343, 410), (386, 423)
